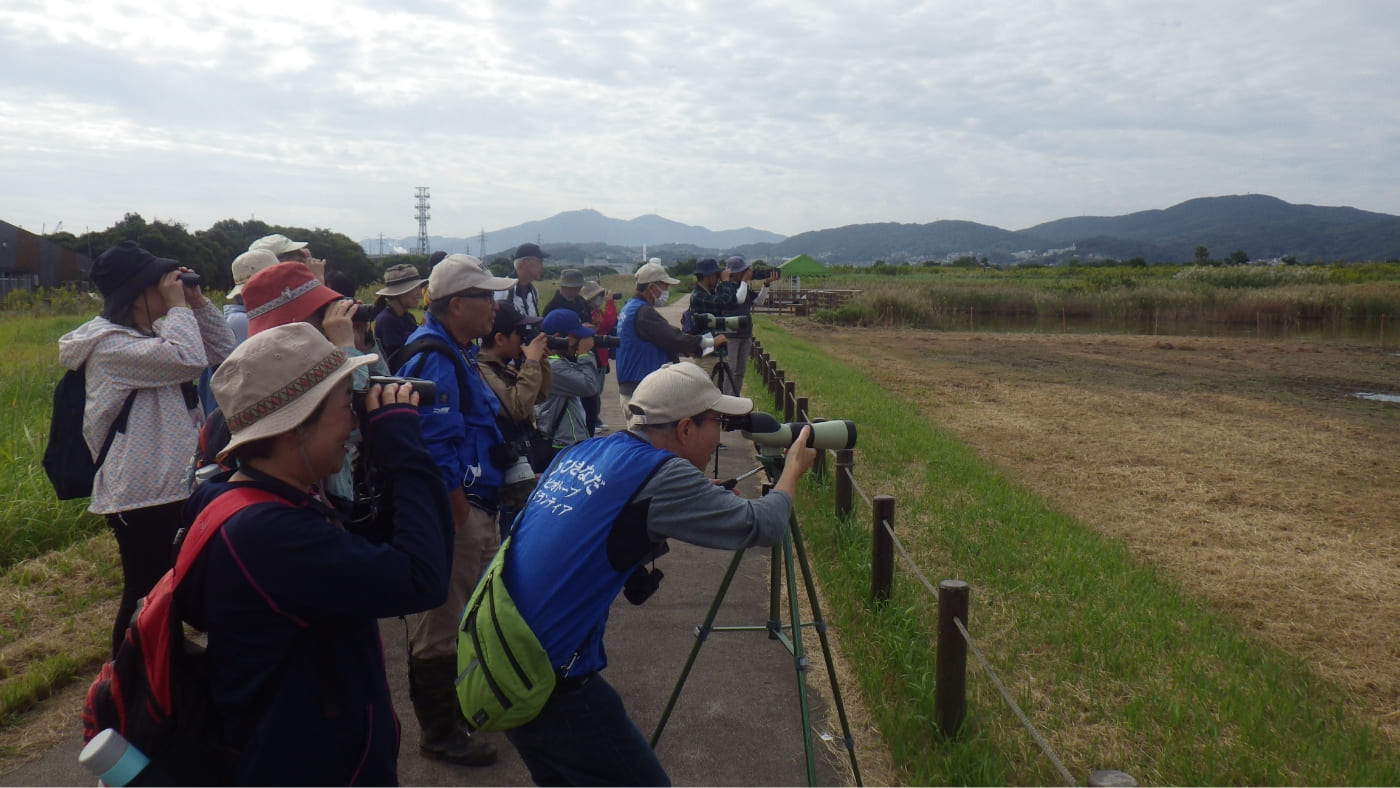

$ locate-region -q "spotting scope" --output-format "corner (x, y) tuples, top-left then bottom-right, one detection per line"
(726, 411), (857, 451)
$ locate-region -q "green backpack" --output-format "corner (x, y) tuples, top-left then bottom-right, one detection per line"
(455, 535), (556, 731)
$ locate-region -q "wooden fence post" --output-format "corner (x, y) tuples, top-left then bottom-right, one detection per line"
(936, 579), (969, 738)
(871, 495), (895, 602)
(795, 395), (809, 423)
(783, 381), (796, 422)
(834, 449), (855, 518)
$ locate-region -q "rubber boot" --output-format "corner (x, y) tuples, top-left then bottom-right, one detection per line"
(408, 655), (498, 767)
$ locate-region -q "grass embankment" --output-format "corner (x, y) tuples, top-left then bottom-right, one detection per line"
(0, 313), (120, 732)
(808, 263), (1400, 336)
(755, 316), (1400, 785)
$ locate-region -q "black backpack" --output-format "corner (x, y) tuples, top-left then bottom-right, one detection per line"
(43, 366), (138, 500)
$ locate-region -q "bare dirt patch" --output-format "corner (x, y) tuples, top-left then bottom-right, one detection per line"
(782, 322), (1400, 740)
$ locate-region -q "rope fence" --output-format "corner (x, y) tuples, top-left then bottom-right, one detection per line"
(749, 338), (1135, 788)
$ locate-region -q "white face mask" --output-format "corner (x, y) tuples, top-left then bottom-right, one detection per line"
(654, 287), (669, 304)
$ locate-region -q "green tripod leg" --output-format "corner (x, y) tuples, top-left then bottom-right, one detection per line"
(650, 546), (747, 748)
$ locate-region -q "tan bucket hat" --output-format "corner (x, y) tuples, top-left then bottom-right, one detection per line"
(211, 322), (377, 460)
(376, 263), (425, 297)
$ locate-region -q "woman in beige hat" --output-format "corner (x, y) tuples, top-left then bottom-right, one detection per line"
(184, 322), (452, 785)
(372, 263), (426, 358)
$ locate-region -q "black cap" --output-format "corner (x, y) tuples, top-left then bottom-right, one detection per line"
(513, 243), (549, 261)
(491, 301), (542, 336)
(91, 241), (180, 318)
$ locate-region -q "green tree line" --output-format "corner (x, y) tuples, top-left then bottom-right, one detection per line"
(48, 214), (390, 293)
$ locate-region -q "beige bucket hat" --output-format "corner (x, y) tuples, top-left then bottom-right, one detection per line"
(211, 322), (376, 460)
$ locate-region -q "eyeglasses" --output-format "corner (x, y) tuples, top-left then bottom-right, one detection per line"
(690, 411), (724, 427)
(452, 290), (496, 301)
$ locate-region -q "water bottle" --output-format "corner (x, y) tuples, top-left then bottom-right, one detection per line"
(78, 729), (149, 787)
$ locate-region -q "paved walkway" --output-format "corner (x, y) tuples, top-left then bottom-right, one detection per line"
(1, 298), (856, 787)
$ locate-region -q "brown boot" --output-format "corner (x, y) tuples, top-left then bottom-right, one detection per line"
(408, 655), (498, 767)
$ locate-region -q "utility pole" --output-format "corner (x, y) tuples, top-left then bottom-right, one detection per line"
(414, 187), (431, 256)
(377, 233), (385, 257)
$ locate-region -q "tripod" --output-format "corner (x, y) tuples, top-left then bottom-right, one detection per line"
(709, 343), (739, 397)
(707, 346), (740, 478)
(649, 487), (863, 786)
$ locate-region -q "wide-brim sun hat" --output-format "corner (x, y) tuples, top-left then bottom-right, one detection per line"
(580, 281), (605, 301)
(243, 261), (346, 335)
(211, 322), (376, 461)
(376, 263), (426, 297)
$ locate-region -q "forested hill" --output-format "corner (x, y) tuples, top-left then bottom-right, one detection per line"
(733, 195), (1400, 264)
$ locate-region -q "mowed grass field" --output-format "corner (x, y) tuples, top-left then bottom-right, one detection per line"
(760, 314), (1400, 784)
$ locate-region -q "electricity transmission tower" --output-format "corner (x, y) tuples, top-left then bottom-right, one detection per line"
(414, 187), (431, 255)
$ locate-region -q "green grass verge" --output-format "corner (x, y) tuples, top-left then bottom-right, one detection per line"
(752, 316), (1400, 785)
(0, 315), (108, 571)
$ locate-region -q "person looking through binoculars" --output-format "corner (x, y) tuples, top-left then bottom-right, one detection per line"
(478, 302), (554, 537)
(615, 261), (726, 413)
(535, 309), (603, 461)
(497, 362), (817, 785)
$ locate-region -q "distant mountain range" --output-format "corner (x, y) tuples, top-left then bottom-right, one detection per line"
(360, 196), (1400, 265)
(360, 209), (782, 260)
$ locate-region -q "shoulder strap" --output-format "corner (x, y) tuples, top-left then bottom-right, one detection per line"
(94, 388), (140, 468)
(172, 487), (288, 585)
(391, 336), (472, 410)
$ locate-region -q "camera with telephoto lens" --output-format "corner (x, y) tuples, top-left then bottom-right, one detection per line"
(691, 313), (751, 333)
(591, 334), (620, 349)
(351, 376), (437, 419)
(178, 271), (201, 286)
(750, 264), (779, 280)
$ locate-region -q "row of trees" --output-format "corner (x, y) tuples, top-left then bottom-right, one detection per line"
(47, 216), (718, 294)
(48, 214), (375, 293)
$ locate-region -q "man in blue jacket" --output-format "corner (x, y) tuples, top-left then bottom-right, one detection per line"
(502, 362), (818, 785)
(615, 261), (725, 413)
(394, 253), (516, 767)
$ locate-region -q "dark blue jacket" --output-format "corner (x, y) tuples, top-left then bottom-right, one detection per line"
(395, 312), (506, 496)
(179, 404), (452, 786)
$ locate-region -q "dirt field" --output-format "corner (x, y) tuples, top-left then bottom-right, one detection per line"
(781, 322), (1400, 741)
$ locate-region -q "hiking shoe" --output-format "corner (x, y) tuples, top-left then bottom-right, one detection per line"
(420, 730), (498, 767)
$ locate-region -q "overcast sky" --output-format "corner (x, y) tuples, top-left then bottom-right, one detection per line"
(3, 0), (1397, 244)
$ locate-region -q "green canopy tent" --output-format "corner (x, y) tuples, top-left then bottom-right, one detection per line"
(778, 254), (829, 278)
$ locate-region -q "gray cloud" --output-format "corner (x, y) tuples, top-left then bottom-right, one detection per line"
(1, 0), (1398, 240)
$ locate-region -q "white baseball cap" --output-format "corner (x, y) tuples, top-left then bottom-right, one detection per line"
(635, 262), (679, 286)
(628, 363), (751, 427)
(227, 249), (280, 298)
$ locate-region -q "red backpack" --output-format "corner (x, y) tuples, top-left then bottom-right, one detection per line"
(81, 486), (286, 785)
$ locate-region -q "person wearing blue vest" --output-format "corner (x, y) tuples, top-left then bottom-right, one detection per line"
(615, 260), (726, 414)
(502, 362), (818, 785)
(394, 253), (516, 768)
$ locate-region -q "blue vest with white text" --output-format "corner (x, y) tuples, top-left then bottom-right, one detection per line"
(503, 432), (672, 674)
